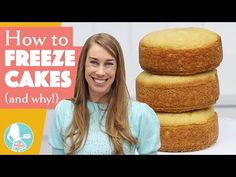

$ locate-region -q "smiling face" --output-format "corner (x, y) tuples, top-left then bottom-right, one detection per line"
(85, 43), (117, 102)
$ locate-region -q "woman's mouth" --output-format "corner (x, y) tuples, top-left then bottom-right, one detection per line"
(92, 77), (108, 84)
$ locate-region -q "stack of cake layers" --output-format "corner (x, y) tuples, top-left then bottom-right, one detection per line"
(136, 27), (223, 152)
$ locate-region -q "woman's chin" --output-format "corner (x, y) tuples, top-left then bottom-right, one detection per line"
(90, 86), (110, 95)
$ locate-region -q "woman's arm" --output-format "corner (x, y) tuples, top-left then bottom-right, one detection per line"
(48, 100), (68, 155)
(135, 103), (161, 155)
(52, 148), (65, 155)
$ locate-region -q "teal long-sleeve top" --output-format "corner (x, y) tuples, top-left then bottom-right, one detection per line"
(48, 99), (160, 155)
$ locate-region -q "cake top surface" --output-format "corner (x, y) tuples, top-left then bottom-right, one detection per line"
(136, 69), (217, 85)
(157, 107), (215, 126)
(140, 27), (220, 49)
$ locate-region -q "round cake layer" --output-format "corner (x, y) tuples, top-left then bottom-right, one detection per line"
(158, 107), (215, 126)
(139, 27), (223, 75)
(136, 70), (219, 112)
(159, 112), (218, 152)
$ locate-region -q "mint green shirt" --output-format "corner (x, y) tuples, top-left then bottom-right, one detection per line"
(48, 99), (160, 155)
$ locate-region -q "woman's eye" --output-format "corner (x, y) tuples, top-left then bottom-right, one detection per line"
(90, 61), (98, 65)
(105, 63), (114, 66)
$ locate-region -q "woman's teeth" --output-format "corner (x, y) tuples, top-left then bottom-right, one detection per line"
(94, 79), (106, 83)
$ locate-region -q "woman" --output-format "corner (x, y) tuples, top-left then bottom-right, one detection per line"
(49, 33), (160, 155)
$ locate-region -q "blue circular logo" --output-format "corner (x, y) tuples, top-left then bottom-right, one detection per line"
(4, 122), (34, 152)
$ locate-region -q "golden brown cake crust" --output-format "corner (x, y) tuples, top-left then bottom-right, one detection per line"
(136, 73), (219, 113)
(159, 112), (218, 152)
(139, 38), (223, 75)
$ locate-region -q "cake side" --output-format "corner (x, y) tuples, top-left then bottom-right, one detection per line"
(139, 27), (223, 75)
(159, 112), (219, 152)
(136, 70), (219, 112)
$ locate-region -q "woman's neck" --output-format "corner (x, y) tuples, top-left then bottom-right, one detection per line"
(88, 93), (110, 104)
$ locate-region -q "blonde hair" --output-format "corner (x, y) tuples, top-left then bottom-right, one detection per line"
(66, 33), (137, 154)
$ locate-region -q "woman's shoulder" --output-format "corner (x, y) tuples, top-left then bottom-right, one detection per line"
(128, 99), (158, 121)
(55, 99), (74, 109)
(128, 100), (160, 137)
(129, 100), (154, 113)
(54, 99), (74, 115)
(53, 99), (75, 128)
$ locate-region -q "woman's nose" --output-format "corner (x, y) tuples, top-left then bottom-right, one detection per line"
(96, 65), (105, 75)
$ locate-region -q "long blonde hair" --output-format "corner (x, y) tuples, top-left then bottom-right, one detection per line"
(66, 33), (137, 154)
